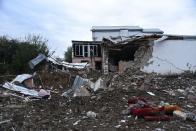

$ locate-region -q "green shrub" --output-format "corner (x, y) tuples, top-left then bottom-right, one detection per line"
(0, 35), (49, 74)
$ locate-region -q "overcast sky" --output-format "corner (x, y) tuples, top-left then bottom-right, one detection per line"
(0, 0), (196, 57)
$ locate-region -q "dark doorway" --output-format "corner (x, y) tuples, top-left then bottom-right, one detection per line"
(108, 44), (139, 72)
(95, 61), (102, 70)
(108, 44), (140, 67)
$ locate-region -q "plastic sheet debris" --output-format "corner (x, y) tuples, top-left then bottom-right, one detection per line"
(38, 89), (50, 98)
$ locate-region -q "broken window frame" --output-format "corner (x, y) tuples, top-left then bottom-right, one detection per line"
(75, 45), (83, 56)
(74, 44), (99, 57)
(84, 45), (88, 57)
(90, 45), (98, 57)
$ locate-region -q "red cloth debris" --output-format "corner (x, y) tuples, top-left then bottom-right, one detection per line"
(144, 115), (171, 121)
(131, 107), (164, 117)
(126, 97), (180, 121)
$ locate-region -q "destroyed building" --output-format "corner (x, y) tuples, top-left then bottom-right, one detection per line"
(72, 26), (196, 75)
(72, 26), (163, 70)
(101, 34), (161, 74)
(102, 34), (196, 74)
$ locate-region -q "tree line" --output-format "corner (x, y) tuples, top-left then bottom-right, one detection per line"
(0, 35), (49, 75)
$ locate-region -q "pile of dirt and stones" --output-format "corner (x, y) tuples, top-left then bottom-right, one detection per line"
(0, 67), (196, 131)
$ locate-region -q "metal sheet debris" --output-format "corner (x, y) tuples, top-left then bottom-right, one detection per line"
(1, 74), (50, 98)
(29, 54), (47, 69)
(48, 57), (89, 70)
(2, 82), (39, 97)
(28, 54), (89, 70)
(12, 74), (33, 83)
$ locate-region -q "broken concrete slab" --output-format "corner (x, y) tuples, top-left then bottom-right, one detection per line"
(93, 77), (106, 92)
(73, 86), (91, 97)
(62, 75), (106, 97)
(62, 75), (91, 97)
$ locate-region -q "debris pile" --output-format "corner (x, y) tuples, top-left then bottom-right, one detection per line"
(0, 62), (196, 130)
(62, 75), (106, 97)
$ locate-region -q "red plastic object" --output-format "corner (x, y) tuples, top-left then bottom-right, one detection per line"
(164, 105), (180, 114)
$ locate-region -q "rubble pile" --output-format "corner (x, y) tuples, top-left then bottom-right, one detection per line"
(33, 71), (71, 94)
(0, 66), (196, 130)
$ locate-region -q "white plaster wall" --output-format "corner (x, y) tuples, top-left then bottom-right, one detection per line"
(142, 39), (196, 74)
(92, 30), (143, 41)
(128, 31), (143, 36)
(92, 31), (120, 41)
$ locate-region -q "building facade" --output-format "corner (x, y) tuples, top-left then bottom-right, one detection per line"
(72, 41), (102, 69)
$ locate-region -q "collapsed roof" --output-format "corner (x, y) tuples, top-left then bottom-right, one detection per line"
(102, 34), (196, 46)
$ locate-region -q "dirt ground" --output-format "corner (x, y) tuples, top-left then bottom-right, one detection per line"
(0, 69), (196, 131)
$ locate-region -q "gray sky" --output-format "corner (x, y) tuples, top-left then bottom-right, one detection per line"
(0, 0), (196, 57)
